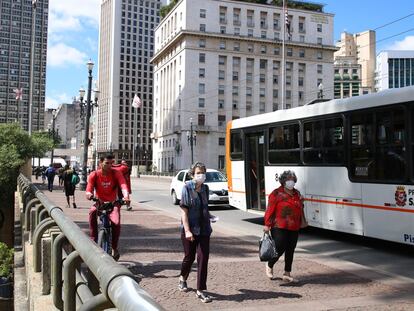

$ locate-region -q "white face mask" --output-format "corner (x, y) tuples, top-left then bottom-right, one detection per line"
(285, 180), (295, 190)
(194, 173), (206, 184)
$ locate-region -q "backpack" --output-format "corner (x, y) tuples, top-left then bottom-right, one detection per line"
(71, 172), (80, 185)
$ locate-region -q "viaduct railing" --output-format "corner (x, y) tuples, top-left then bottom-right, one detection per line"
(17, 173), (165, 311)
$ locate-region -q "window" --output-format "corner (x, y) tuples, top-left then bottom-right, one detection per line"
(218, 99), (224, 109)
(230, 130), (243, 160)
(233, 57), (240, 66)
(199, 53), (205, 63)
(234, 42), (240, 51)
(248, 29), (253, 37)
(233, 71), (239, 81)
(317, 64), (323, 74)
(200, 24), (206, 32)
(317, 23), (322, 32)
(218, 85), (225, 94)
(219, 70), (225, 80)
(268, 124), (300, 164)
(304, 118), (344, 164)
(299, 49), (305, 58)
(218, 114), (226, 126)
(198, 83), (205, 94)
(218, 55), (226, 65)
(287, 48), (293, 56)
(232, 100), (238, 109)
(317, 37), (323, 45)
(246, 72), (253, 82)
(260, 88), (265, 97)
(273, 89), (278, 98)
(274, 32), (280, 40)
(317, 51), (323, 60)
(261, 45), (267, 53)
(199, 68), (205, 78)
(298, 76), (304, 86)
(220, 26), (226, 34)
(219, 41), (226, 49)
(234, 27), (240, 35)
(350, 108), (406, 181)
(260, 59), (267, 69)
(177, 171), (185, 181)
(198, 98), (205, 107)
(286, 76), (291, 85)
(232, 86), (239, 95)
(261, 31), (267, 38)
(299, 35), (305, 43)
(260, 74), (266, 83)
(198, 114), (205, 126)
(248, 44), (254, 53)
(246, 87), (252, 96)
(299, 63), (306, 73)
(218, 155), (225, 169)
(200, 9), (206, 18)
(199, 39), (206, 47)
(299, 91), (304, 101)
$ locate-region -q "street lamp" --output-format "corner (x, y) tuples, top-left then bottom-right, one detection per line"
(187, 118), (197, 165)
(78, 59), (98, 191)
(318, 82), (324, 99)
(48, 109), (58, 165)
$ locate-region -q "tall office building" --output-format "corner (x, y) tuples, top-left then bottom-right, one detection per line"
(334, 30), (376, 93)
(96, 0), (165, 165)
(151, 0), (337, 172)
(333, 56), (362, 99)
(375, 50), (414, 91)
(0, 0), (48, 131)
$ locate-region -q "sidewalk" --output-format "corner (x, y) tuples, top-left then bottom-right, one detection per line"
(34, 177), (414, 311)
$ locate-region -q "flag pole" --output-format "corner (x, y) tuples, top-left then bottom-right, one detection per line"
(281, 0), (286, 110)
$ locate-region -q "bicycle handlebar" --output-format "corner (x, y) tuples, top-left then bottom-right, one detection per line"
(90, 197), (126, 205)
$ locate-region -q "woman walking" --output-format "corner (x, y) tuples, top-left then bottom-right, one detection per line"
(178, 162), (213, 303)
(263, 170), (307, 282)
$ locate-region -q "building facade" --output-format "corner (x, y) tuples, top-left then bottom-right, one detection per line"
(96, 0), (164, 166)
(375, 50), (414, 91)
(0, 0), (48, 131)
(151, 0), (336, 172)
(334, 31), (376, 94)
(334, 56), (361, 99)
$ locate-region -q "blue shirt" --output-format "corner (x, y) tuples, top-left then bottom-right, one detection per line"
(180, 181), (212, 237)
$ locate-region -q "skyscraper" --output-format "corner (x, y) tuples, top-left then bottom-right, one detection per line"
(0, 0), (48, 131)
(96, 0), (165, 166)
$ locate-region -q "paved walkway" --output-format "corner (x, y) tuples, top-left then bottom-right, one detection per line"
(32, 176), (414, 311)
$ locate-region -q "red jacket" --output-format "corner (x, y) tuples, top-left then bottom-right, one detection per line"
(112, 164), (131, 193)
(264, 186), (303, 231)
(86, 168), (128, 202)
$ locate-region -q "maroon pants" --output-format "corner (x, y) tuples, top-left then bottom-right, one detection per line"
(89, 204), (121, 250)
(180, 233), (210, 291)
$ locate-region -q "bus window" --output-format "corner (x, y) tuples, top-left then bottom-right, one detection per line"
(268, 123), (300, 164)
(375, 108), (406, 180)
(350, 113), (374, 179)
(230, 131), (243, 160)
(303, 118), (344, 164)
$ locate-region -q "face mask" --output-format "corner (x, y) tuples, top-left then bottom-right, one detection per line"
(285, 180), (295, 190)
(194, 173), (206, 184)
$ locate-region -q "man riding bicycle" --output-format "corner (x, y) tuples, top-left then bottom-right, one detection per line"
(86, 154), (130, 260)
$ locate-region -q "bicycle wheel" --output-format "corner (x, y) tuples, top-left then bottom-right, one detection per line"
(98, 229), (112, 255)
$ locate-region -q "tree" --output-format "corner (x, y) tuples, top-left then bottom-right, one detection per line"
(0, 123), (54, 247)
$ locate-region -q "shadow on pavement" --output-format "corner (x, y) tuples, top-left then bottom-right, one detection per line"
(210, 288), (302, 302)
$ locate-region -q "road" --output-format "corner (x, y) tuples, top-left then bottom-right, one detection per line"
(131, 176), (414, 287)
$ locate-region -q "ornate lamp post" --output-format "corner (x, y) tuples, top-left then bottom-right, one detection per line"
(318, 82), (324, 99)
(187, 118), (197, 165)
(48, 109), (58, 165)
(78, 60), (99, 190)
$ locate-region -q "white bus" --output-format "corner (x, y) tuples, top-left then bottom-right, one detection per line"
(225, 86), (414, 245)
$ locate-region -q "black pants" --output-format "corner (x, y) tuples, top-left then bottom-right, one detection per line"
(180, 233), (210, 291)
(47, 176), (55, 191)
(267, 228), (299, 272)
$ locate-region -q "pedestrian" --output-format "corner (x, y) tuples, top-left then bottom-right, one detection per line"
(45, 164), (56, 192)
(263, 170), (307, 283)
(178, 162), (213, 303)
(113, 159), (132, 210)
(58, 166), (65, 187)
(62, 165), (77, 209)
(41, 166), (47, 184)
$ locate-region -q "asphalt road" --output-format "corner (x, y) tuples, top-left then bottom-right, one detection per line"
(131, 176), (414, 284)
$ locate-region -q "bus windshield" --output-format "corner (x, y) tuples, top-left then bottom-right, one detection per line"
(206, 171), (227, 182)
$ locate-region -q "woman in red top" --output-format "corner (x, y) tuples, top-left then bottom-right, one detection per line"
(263, 170), (307, 282)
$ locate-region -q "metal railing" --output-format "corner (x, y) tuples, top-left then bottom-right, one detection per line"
(17, 173), (165, 311)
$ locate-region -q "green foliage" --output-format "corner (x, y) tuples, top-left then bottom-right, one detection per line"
(0, 123), (54, 191)
(0, 242), (13, 279)
(160, 0), (179, 19)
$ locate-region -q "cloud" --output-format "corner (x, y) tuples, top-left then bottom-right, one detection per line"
(45, 96), (59, 109)
(49, 0), (100, 33)
(47, 43), (87, 67)
(45, 93), (73, 109)
(386, 35), (414, 50)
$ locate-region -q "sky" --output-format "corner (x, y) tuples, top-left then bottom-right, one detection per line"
(45, 0), (414, 109)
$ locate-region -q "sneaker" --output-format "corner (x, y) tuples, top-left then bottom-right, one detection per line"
(112, 249), (120, 261)
(265, 263), (273, 279)
(196, 291), (212, 303)
(72, 203), (77, 209)
(178, 280), (188, 292)
(282, 274), (296, 283)
(126, 205), (132, 211)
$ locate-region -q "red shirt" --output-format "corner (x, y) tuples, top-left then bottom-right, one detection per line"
(86, 168), (128, 202)
(264, 186), (303, 231)
(112, 164), (131, 193)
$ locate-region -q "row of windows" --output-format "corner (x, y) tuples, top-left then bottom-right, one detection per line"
(231, 104), (414, 183)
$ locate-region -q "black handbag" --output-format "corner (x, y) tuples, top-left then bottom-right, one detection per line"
(259, 232), (278, 262)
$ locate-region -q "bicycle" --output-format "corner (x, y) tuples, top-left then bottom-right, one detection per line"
(91, 197), (125, 259)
